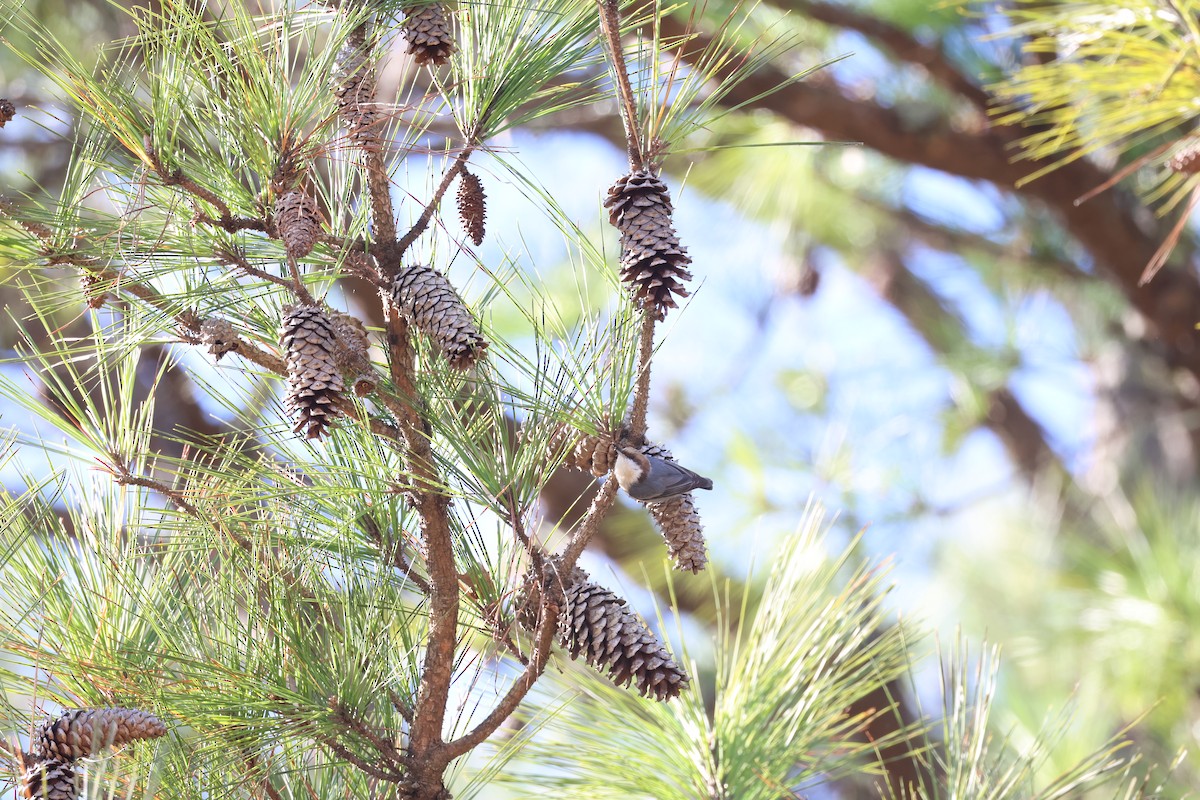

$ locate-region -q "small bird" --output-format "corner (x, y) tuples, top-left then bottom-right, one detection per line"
(613, 446), (713, 503)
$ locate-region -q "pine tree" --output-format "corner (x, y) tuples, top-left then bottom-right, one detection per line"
(0, 0), (1175, 797)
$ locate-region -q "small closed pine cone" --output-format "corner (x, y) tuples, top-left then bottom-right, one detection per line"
(391, 264), (487, 369)
(402, 2), (454, 66)
(548, 425), (618, 477)
(0, 98), (14, 128)
(632, 441), (708, 572)
(19, 758), (81, 800)
(558, 568), (689, 701)
(1169, 141), (1200, 174)
(36, 707), (167, 762)
(281, 304), (345, 439)
(275, 191), (321, 260)
(603, 170), (693, 320)
(200, 317), (240, 360)
(457, 169), (487, 246)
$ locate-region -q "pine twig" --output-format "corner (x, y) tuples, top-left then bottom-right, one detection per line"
(627, 311), (657, 438)
(597, 0), (644, 169)
(329, 699), (407, 772)
(440, 584), (559, 759)
(217, 246), (312, 293)
(558, 478), (620, 571)
(396, 148), (475, 262)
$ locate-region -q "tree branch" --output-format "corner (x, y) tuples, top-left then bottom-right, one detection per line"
(782, 0), (992, 111)
(661, 13), (1200, 449)
(438, 584), (559, 760)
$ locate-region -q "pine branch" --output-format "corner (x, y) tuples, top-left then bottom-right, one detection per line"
(597, 0), (644, 169)
(626, 312), (657, 438)
(659, 11), (1200, 454)
(439, 584), (559, 759)
(783, 0), (991, 111)
(396, 149), (474, 263)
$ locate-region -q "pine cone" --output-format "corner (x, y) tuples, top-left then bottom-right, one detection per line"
(457, 169), (487, 246)
(80, 273), (108, 309)
(391, 264), (488, 369)
(647, 494), (707, 573)
(0, 98), (15, 128)
(558, 569), (689, 701)
(281, 304), (345, 439)
(548, 425), (618, 477)
(328, 310), (377, 396)
(603, 170), (693, 320)
(402, 2), (455, 66)
(631, 441), (708, 572)
(515, 557), (585, 631)
(333, 26), (380, 140)
(1169, 141), (1200, 174)
(275, 191), (320, 260)
(19, 759), (81, 800)
(200, 317), (240, 360)
(36, 707), (167, 762)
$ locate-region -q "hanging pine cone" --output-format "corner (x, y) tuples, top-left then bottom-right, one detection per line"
(515, 560), (688, 700)
(19, 758), (81, 800)
(647, 494), (707, 573)
(200, 317), (239, 360)
(402, 2), (455, 66)
(457, 169), (487, 246)
(391, 264), (488, 369)
(603, 170), (693, 320)
(0, 98), (14, 128)
(558, 568), (689, 701)
(36, 707), (167, 762)
(1169, 140), (1200, 174)
(275, 191), (321, 260)
(333, 25), (380, 140)
(548, 425), (618, 477)
(281, 304), (345, 439)
(629, 440), (708, 572)
(328, 310), (377, 396)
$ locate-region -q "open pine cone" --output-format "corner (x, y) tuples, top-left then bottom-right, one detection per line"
(36, 707), (167, 762)
(391, 264), (488, 369)
(603, 170), (693, 320)
(402, 2), (455, 66)
(281, 304), (346, 439)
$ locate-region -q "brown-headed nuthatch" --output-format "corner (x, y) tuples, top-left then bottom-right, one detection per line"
(613, 446), (713, 503)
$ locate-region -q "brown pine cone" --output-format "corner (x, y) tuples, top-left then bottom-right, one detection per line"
(327, 310), (377, 396)
(646, 493), (708, 573)
(19, 758), (81, 800)
(558, 569), (690, 701)
(402, 2), (455, 66)
(275, 191), (321, 260)
(515, 559), (688, 700)
(200, 317), (240, 360)
(36, 707), (167, 762)
(281, 304), (346, 439)
(391, 264), (488, 369)
(622, 440), (709, 572)
(457, 169), (487, 246)
(548, 425), (619, 477)
(603, 170), (693, 320)
(0, 98), (14, 128)
(333, 25), (380, 140)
